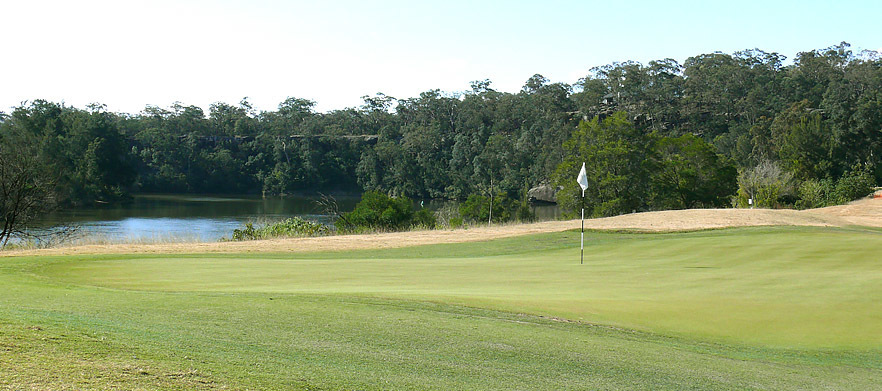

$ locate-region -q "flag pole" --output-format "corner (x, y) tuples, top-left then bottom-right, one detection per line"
(576, 161), (588, 265)
(580, 188), (584, 265)
(488, 178), (493, 226)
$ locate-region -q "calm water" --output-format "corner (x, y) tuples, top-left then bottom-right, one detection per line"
(36, 194), (561, 243)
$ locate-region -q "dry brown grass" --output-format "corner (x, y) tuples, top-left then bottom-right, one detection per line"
(4, 197), (881, 258)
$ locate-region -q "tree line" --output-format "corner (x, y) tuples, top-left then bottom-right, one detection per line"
(1, 42), (879, 223)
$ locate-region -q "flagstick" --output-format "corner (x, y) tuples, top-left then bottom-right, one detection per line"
(576, 161), (588, 265)
(580, 188), (584, 265)
(488, 178), (493, 226)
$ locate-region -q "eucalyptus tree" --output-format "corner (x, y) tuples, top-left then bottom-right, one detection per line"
(0, 123), (56, 247)
(652, 134), (737, 209)
(553, 112), (653, 217)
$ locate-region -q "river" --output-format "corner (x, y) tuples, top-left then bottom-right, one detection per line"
(34, 194), (561, 243)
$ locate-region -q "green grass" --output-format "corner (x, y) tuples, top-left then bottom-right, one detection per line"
(2, 226), (882, 389)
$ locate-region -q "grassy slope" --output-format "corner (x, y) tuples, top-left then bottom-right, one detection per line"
(2, 226), (882, 389)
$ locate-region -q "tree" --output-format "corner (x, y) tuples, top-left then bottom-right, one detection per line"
(1, 42), (877, 209)
(458, 193), (512, 223)
(652, 134), (737, 209)
(553, 112), (653, 217)
(0, 132), (57, 247)
(5, 101), (135, 204)
(734, 161), (795, 208)
(771, 100), (834, 181)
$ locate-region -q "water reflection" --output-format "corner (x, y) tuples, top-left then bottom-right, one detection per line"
(35, 194), (560, 243)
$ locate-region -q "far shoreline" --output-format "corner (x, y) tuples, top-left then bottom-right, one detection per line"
(4, 198), (879, 258)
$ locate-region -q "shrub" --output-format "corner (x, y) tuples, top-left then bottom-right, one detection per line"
(832, 166), (876, 204)
(734, 161), (795, 208)
(431, 202), (462, 229)
(516, 201), (534, 222)
(515, 186), (535, 222)
(231, 217), (329, 241)
(337, 191), (432, 232)
(413, 208), (437, 228)
(459, 193), (512, 223)
(795, 179), (834, 209)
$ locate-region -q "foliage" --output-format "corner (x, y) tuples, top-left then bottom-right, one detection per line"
(413, 208), (437, 229)
(734, 161), (796, 208)
(553, 112), (652, 218)
(431, 202), (464, 228)
(651, 134), (738, 209)
(771, 101), (834, 180)
(337, 191), (428, 232)
(795, 179), (834, 209)
(793, 165), (876, 210)
(514, 185), (536, 222)
(230, 217), (329, 241)
(3, 42), (881, 216)
(831, 165), (876, 204)
(515, 201), (534, 222)
(0, 131), (57, 247)
(554, 114), (738, 216)
(458, 193), (512, 223)
(1, 101), (135, 205)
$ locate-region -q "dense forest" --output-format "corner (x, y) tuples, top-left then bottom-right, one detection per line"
(1, 42), (880, 219)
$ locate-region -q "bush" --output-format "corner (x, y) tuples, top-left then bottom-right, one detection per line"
(337, 191), (434, 232)
(515, 199), (534, 222)
(413, 208), (437, 228)
(734, 161), (795, 208)
(431, 202), (462, 229)
(448, 216), (464, 229)
(515, 186), (535, 222)
(459, 193), (512, 223)
(231, 217), (329, 241)
(795, 179), (834, 209)
(832, 166), (876, 204)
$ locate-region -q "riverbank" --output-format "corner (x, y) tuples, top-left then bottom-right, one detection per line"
(29, 193), (564, 244)
(5, 197), (880, 257)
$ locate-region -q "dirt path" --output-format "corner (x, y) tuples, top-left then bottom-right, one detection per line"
(4, 197), (881, 257)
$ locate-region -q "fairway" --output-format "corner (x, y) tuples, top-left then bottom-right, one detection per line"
(3, 226), (882, 389)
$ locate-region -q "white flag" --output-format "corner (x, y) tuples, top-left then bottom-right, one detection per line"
(577, 162), (588, 194)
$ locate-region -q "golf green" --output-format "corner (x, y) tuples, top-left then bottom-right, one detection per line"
(2, 226), (881, 389)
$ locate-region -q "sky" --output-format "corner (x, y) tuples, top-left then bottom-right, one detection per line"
(1, 0), (880, 114)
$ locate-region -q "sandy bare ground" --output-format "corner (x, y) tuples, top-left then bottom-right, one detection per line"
(4, 196), (881, 257)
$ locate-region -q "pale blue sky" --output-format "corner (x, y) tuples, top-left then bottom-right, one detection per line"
(1, 0), (879, 114)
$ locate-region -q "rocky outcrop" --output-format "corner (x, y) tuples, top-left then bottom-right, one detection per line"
(527, 184), (560, 204)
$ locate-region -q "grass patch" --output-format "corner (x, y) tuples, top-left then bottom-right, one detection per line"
(2, 226), (882, 389)
(0, 320), (218, 390)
